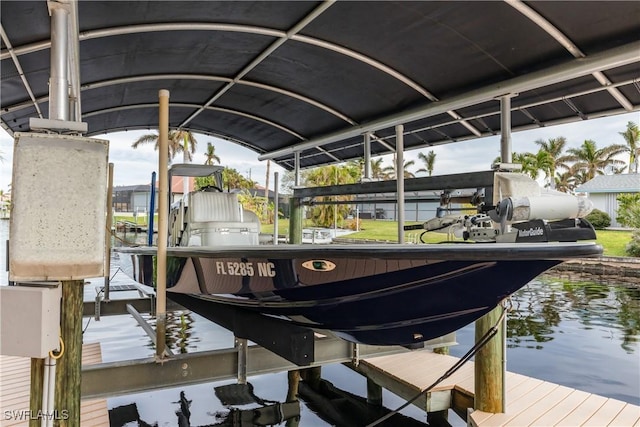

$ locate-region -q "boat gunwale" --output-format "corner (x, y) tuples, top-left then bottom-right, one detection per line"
(116, 242), (603, 261)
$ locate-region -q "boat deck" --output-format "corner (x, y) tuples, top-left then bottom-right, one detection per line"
(0, 342), (109, 426)
(356, 351), (640, 426)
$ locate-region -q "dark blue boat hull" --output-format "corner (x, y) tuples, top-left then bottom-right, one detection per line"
(123, 246), (569, 345)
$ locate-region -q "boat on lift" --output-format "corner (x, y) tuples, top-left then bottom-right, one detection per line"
(118, 164), (602, 346)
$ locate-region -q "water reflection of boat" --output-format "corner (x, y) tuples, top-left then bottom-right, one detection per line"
(299, 377), (426, 426)
(118, 164), (602, 346)
(108, 386), (300, 427)
(213, 383), (300, 426)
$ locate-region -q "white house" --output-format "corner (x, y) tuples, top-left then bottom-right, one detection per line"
(575, 174), (640, 228)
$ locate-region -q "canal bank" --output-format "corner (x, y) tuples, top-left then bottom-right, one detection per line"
(551, 256), (640, 283)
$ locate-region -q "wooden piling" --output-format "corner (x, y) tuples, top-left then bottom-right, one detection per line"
(286, 370), (300, 402)
(54, 280), (84, 426)
(474, 305), (505, 413)
(366, 377), (383, 406)
(286, 370), (301, 426)
(300, 366), (322, 391)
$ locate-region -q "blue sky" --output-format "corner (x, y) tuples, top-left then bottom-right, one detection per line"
(0, 111), (637, 192)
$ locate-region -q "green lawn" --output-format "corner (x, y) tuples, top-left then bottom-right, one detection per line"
(261, 219), (633, 256)
(113, 214), (157, 226)
(594, 229), (633, 257)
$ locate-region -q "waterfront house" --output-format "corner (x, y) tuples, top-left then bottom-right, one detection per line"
(575, 174), (640, 228)
(112, 177), (194, 214)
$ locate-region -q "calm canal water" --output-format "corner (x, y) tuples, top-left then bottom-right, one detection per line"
(0, 221), (638, 426)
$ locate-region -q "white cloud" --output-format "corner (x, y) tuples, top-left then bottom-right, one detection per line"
(1, 111), (637, 193)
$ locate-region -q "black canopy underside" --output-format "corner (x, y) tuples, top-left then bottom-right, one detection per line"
(1, 1), (639, 170)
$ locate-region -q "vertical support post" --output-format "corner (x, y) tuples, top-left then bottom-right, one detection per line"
(500, 95), (512, 164)
(363, 132), (371, 180)
(289, 196), (302, 244)
(148, 172), (156, 246)
(104, 163), (114, 301)
(273, 172), (279, 245)
(156, 89), (170, 359)
(473, 95), (511, 413)
(286, 370), (300, 402)
(236, 337), (248, 385)
(68, 0), (81, 123)
(286, 369), (301, 427)
(291, 152), (302, 245)
(294, 151), (300, 186)
(55, 280), (84, 426)
(395, 125), (405, 243)
(474, 305), (505, 413)
(367, 378), (383, 406)
(45, 4), (84, 426)
(49, 5), (69, 121)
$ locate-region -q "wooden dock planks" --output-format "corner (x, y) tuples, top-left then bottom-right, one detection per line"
(360, 350), (640, 426)
(0, 342), (109, 427)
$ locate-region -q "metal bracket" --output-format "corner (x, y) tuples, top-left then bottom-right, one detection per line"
(29, 117), (87, 134)
(169, 293), (314, 366)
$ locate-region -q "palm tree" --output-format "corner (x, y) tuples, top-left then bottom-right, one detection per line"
(531, 150), (555, 183)
(535, 137), (568, 188)
(370, 158), (388, 180)
(131, 130), (198, 162)
(305, 164), (358, 228)
(562, 139), (627, 181)
(132, 130), (198, 196)
(554, 170), (575, 193)
(416, 150), (436, 176)
(203, 142), (221, 165)
(619, 121), (639, 174)
(383, 159), (416, 179)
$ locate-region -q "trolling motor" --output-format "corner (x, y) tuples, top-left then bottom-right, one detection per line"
(404, 213), (498, 243)
(405, 172), (597, 244)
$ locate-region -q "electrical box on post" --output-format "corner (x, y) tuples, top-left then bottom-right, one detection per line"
(9, 133), (109, 281)
(0, 284), (62, 358)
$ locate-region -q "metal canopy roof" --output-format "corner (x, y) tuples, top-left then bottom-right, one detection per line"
(1, 1), (639, 171)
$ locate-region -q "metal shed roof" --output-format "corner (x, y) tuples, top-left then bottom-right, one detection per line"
(575, 173), (640, 193)
(1, 1), (639, 171)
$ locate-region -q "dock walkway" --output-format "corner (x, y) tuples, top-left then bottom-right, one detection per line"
(1, 342), (109, 426)
(356, 351), (640, 426)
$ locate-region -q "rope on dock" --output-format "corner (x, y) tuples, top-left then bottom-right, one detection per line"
(366, 299), (512, 427)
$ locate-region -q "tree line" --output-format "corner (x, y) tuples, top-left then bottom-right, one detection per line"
(495, 121), (638, 193)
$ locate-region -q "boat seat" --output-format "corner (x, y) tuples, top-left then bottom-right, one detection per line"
(188, 191), (243, 223)
(183, 191), (259, 246)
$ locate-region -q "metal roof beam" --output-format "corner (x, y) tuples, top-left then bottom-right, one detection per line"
(258, 41), (640, 161)
(506, 0), (633, 111)
(5, 73), (357, 126)
(178, 1), (336, 129)
(83, 102), (305, 141)
(0, 25), (44, 119)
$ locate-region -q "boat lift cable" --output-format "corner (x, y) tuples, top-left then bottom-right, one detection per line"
(365, 299), (511, 427)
